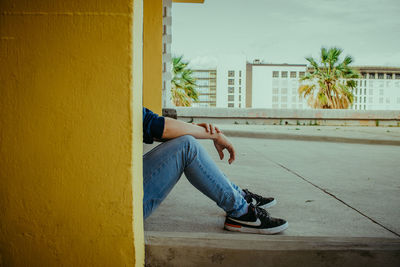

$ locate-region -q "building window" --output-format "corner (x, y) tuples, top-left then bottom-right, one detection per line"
(228, 95), (234, 101)
(378, 73), (384, 79)
(369, 73), (375, 79)
(299, 72), (305, 78)
(386, 73), (392, 79)
(163, 62), (166, 73)
(228, 87), (234, 94)
(396, 74), (400, 79)
(239, 79), (241, 85)
(239, 87), (241, 93)
(290, 72), (297, 78)
(379, 89), (384, 95)
(281, 88), (288, 94)
(163, 25), (166, 35)
(272, 96), (279, 102)
(362, 73), (367, 79)
(228, 79), (234, 85)
(281, 104), (287, 109)
(355, 88), (357, 95)
(281, 71), (288, 78)
(272, 71), (279, 78)
(163, 6), (167, 17)
(292, 96), (297, 102)
(239, 95), (242, 101)
(364, 88), (366, 95)
(163, 81), (166, 90)
(163, 43), (166, 54)
(364, 97), (366, 103)
(272, 88), (279, 94)
(228, 70), (235, 77)
(239, 70), (242, 77)
(281, 96), (288, 102)
(369, 81), (374, 87)
(228, 103), (234, 108)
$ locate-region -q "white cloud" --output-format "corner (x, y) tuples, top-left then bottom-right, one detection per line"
(187, 56), (218, 69)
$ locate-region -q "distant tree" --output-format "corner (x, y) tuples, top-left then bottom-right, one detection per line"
(299, 47), (361, 109)
(171, 56), (198, 107)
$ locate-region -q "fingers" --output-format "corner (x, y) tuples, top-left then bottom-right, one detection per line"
(195, 122), (223, 136)
(218, 148), (224, 160)
(228, 145), (236, 164)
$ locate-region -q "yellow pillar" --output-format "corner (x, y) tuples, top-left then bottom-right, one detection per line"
(143, 0), (163, 114)
(0, 0), (144, 265)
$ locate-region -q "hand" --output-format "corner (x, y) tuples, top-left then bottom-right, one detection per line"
(213, 134), (236, 164)
(193, 122), (221, 135)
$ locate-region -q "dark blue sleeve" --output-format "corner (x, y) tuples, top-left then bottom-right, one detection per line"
(143, 107), (165, 144)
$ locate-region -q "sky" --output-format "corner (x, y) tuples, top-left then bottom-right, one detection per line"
(171, 0), (400, 68)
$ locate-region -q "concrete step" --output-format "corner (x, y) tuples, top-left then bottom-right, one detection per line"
(145, 231), (400, 267)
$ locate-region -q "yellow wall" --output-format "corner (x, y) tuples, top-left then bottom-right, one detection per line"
(143, 0), (163, 114)
(0, 0), (143, 265)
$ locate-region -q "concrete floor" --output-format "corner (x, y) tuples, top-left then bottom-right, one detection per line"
(144, 137), (400, 239)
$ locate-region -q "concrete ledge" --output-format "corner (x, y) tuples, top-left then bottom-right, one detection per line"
(145, 232), (400, 267)
(172, 107), (400, 127)
(174, 107), (400, 120)
(221, 129), (400, 146)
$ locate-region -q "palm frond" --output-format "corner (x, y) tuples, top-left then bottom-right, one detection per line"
(299, 47), (358, 109)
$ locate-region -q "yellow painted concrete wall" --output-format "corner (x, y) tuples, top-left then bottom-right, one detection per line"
(0, 0), (144, 266)
(143, 0), (163, 114)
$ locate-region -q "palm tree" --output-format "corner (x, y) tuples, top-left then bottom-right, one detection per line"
(299, 47), (360, 109)
(171, 56), (199, 107)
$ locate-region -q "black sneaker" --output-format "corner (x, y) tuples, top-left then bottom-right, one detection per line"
(243, 189), (276, 208)
(224, 204), (288, 234)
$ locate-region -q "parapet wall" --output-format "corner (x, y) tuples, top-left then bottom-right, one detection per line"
(168, 108), (400, 126)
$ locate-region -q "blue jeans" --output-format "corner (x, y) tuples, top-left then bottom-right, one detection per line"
(143, 135), (248, 219)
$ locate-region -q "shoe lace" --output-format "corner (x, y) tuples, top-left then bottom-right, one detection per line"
(244, 189), (263, 202)
(255, 206), (271, 220)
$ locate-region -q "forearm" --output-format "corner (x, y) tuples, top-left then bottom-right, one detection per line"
(162, 117), (219, 140)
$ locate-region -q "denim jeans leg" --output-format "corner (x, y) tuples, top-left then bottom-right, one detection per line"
(143, 135), (248, 219)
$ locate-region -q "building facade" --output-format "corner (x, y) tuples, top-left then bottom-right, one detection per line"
(246, 63), (400, 110)
(192, 69), (217, 107)
(352, 67), (400, 110)
(162, 0), (173, 107)
(216, 56), (247, 108)
(246, 63), (310, 109)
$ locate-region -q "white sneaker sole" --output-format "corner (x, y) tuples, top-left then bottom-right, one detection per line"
(259, 199), (277, 209)
(224, 221), (288, 235)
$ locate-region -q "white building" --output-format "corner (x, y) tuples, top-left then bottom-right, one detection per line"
(352, 67), (400, 110)
(192, 69), (217, 107)
(246, 63), (400, 110)
(216, 55), (246, 108)
(162, 0), (172, 107)
(246, 63), (309, 109)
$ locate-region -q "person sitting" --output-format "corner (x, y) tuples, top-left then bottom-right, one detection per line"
(143, 107), (288, 234)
